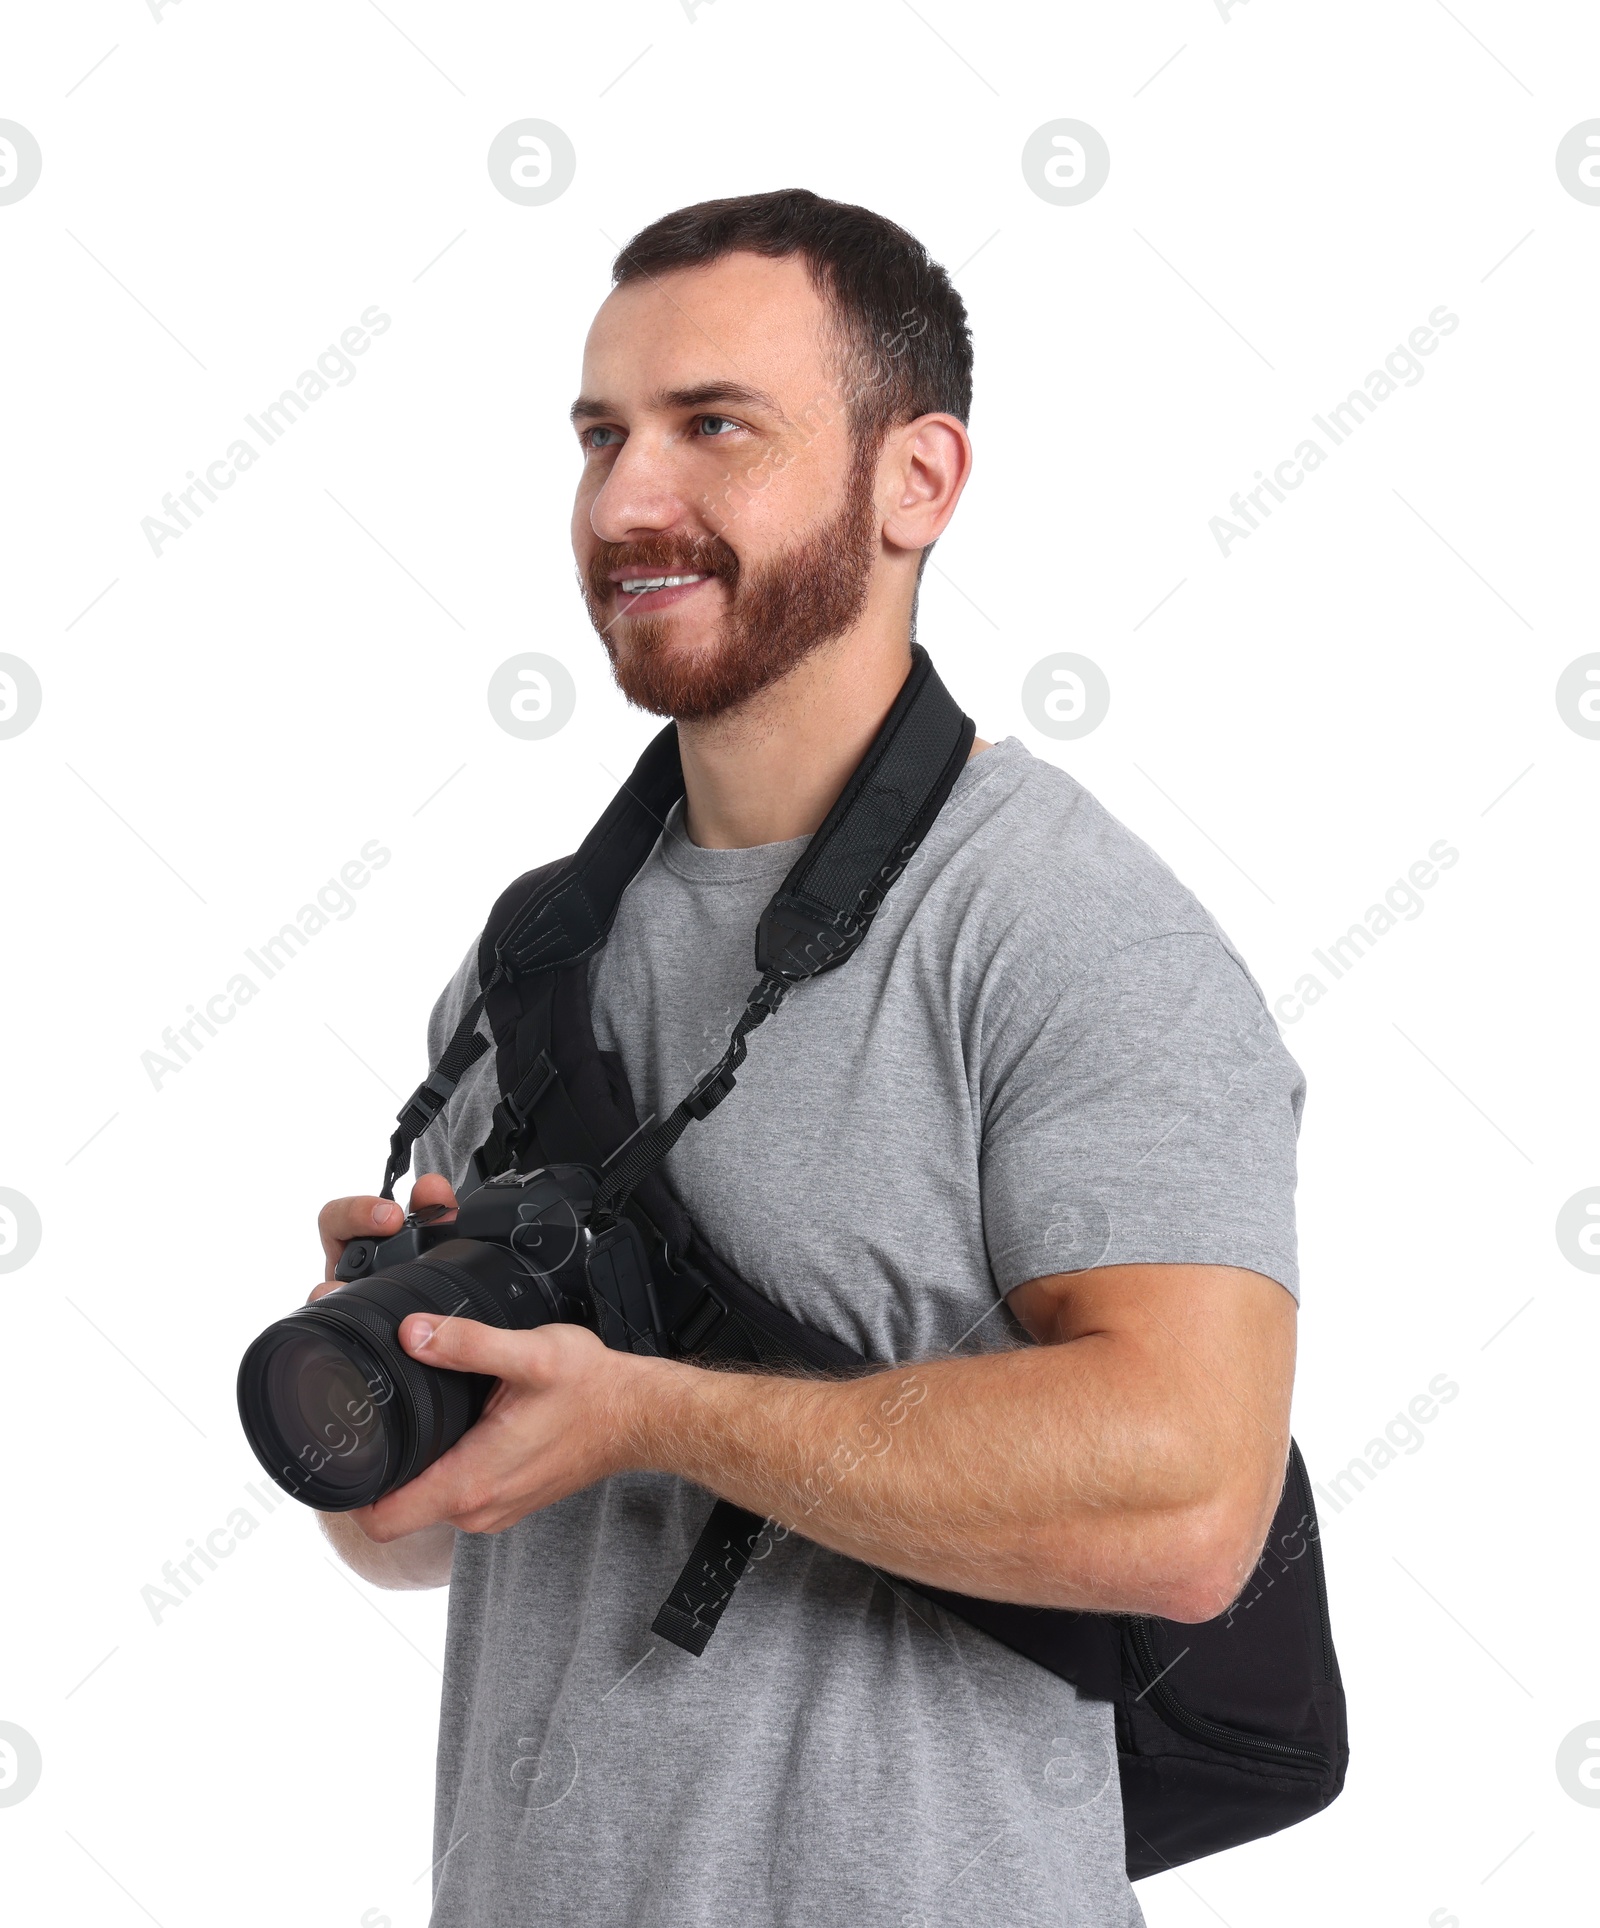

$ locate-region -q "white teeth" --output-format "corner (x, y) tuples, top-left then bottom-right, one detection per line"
(620, 573), (704, 593)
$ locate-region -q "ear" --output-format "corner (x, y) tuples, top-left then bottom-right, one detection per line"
(879, 414), (973, 557)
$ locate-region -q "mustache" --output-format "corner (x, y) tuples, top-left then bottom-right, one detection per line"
(583, 532), (741, 608)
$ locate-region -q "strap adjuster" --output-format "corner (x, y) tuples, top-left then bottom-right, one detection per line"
(506, 1051), (558, 1128)
(394, 1067), (456, 1137)
(672, 1284), (729, 1356)
(683, 1063), (737, 1120)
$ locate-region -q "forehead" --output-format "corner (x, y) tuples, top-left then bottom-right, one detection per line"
(579, 251), (840, 409)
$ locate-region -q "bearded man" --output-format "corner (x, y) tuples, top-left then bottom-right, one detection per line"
(314, 189), (1304, 1928)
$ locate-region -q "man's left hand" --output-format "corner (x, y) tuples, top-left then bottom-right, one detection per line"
(358, 1315), (652, 1542)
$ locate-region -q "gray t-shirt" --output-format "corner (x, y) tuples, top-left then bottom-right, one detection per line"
(414, 736), (1304, 1928)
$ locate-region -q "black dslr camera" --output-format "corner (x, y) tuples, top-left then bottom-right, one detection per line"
(236, 1168), (664, 1511)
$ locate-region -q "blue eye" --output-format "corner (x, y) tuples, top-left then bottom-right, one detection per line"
(584, 426), (621, 449)
(698, 416), (738, 436)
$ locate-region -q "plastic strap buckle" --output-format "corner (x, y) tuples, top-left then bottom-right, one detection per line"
(476, 1052), (558, 1181)
(505, 1051), (558, 1129)
(683, 1062), (738, 1121)
(394, 1067), (456, 1140)
(745, 975), (790, 1021)
(671, 1283), (729, 1357)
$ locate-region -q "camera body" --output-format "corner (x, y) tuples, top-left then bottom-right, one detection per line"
(237, 1165), (666, 1511)
(333, 1163), (598, 1290)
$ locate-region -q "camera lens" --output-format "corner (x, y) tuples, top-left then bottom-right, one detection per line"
(238, 1237), (563, 1511)
(261, 1329), (392, 1498)
(238, 1310), (412, 1510)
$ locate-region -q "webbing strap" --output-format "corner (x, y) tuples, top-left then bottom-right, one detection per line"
(589, 649), (972, 1228)
(588, 972), (788, 1227)
(472, 972), (558, 1180)
(372, 654), (972, 1661)
(387, 648), (970, 1211)
(380, 967), (502, 1199)
(650, 1500), (769, 1656)
(361, 656), (978, 1663)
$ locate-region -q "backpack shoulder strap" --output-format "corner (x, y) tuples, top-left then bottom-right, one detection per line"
(384, 643), (973, 1225)
(376, 724), (684, 1199)
(493, 722), (684, 977)
(438, 644), (971, 1218)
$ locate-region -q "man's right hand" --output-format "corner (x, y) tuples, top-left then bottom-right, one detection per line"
(312, 1172), (461, 1295)
(311, 1172), (461, 1588)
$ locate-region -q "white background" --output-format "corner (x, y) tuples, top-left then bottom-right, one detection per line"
(2, 3), (1596, 1924)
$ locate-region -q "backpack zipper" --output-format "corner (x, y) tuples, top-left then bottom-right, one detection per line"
(1125, 1616), (1330, 1772)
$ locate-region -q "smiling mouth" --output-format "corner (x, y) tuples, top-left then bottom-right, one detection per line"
(618, 572), (708, 594)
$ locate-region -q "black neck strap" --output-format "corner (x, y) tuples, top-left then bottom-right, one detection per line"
(378, 646), (974, 1205)
(589, 646), (973, 1223)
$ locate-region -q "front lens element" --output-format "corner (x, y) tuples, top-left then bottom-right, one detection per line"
(252, 1327), (395, 1500)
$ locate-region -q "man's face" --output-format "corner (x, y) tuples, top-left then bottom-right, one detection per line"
(570, 252), (883, 721)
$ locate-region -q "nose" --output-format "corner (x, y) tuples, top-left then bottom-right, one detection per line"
(586, 430), (695, 546)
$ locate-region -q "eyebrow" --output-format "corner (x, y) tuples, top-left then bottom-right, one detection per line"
(569, 381), (791, 426)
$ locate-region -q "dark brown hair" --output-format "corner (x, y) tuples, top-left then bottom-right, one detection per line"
(611, 188), (973, 449)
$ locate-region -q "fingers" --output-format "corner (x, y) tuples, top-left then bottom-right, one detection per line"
(362, 1402), (543, 1541)
(362, 1447), (473, 1541)
(410, 1171), (460, 1213)
(400, 1311), (525, 1380)
(361, 1391), (523, 1539)
(318, 1194), (403, 1276)
(316, 1173), (459, 1278)
(359, 1322), (621, 1541)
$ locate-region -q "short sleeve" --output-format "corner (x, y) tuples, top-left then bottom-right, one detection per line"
(412, 941), (498, 1197)
(978, 932), (1305, 1301)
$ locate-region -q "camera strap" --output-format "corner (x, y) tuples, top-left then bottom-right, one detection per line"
(586, 646), (976, 1226)
(380, 969), (502, 1201)
(383, 645), (974, 1215)
(378, 645), (972, 1654)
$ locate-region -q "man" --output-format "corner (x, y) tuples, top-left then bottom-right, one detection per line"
(316, 190), (1302, 1927)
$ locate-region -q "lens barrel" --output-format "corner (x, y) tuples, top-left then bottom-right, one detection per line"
(238, 1236), (577, 1510)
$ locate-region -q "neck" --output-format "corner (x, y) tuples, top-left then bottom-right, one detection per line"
(675, 626), (915, 850)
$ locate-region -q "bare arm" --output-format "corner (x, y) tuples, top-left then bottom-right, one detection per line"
(310, 1176), (463, 1592)
(318, 1511), (456, 1589)
(627, 1262), (1295, 1621)
(361, 1261), (1296, 1624)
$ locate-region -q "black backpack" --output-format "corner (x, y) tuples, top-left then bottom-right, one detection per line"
(384, 647), (1348, 1878)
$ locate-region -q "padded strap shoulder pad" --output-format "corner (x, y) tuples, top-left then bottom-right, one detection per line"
(757, 646), (973, 978)
(491, 725), (685, 978)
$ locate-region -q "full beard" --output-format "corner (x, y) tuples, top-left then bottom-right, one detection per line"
(581, 449), (880, 723)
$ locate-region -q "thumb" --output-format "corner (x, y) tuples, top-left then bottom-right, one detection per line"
(400, 1311), (521, 1378)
